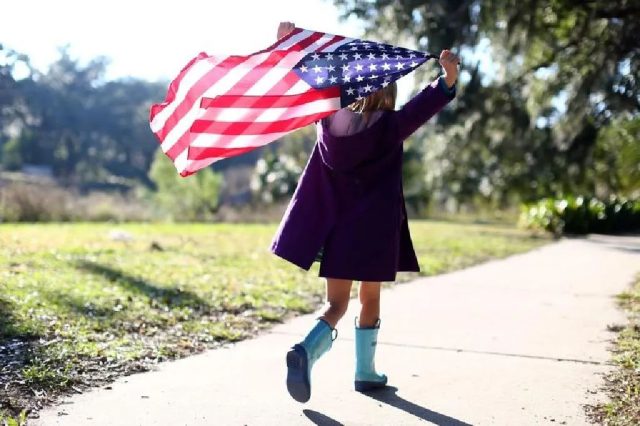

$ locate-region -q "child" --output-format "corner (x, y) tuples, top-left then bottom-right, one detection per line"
(271, 22), (459, 403)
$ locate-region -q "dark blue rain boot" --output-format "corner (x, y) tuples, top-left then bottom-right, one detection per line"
(286, 319), (335, 403)
(354, 318), (388, 392)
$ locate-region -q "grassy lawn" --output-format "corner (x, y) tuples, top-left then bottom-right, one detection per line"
(0, 221), (547, 422)
(588, 276), (640, 425)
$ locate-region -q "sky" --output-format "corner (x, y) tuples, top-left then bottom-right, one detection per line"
(0, 0), (441, 103)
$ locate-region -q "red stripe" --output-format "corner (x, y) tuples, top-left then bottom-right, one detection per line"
(253, 28), (304, 55)
(191, 110), (333, 136)
(157, 55), (245, 142)
(188, 145), (260, 161)
(201, 85), (339, 108)
(168, 55), (302, 159)
(149, 52), (209, 124)
(157, 28), (336, 170)
(288, 31), (325, 51)
(166, 51), (306, 160)
(153, 31), (310, 139)
(317, 35), (345, 52)
(264, 68), (301, 95)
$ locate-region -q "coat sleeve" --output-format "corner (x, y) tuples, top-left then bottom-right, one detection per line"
(393, 77), (456, 142)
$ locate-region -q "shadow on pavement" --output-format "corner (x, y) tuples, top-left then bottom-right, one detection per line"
(303, 409), (344, 426)
(362, 386), (473, 426)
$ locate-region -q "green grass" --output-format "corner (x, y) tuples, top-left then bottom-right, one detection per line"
(0, 221), (547, 421)
(588, 276), (640, 425)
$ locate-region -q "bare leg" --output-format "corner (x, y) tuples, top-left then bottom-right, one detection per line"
(358, 281), (381, 328)
(319, 278), (353, 329)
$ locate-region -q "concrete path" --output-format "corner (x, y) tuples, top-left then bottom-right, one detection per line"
(33, 235), (640, 426)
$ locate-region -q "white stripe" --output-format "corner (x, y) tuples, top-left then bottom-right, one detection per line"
(302, 34), (334, 53)
(273, 30), (316, 51)
(285, 79), (313, 95)
(173, 149), (189, 174)
(190, 132), (291, 149)
(201, 51), (276, 98)
(160, 52), (270, 152)
(244, 51), (306, 95)
(321, 37), (354, 52)
(150, 56), (224, 132)
(183, 157), (221, 175)
(199, 97), (341, 122)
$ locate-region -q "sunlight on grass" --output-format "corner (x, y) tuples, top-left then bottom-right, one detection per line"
(0, 221), (547, 419)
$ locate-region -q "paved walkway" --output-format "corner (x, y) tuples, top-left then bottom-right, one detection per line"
(33, 235), (640, 426)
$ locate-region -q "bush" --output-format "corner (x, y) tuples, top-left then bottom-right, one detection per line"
(0, 181), (155, 222)
(148, 150), (223, 221)
(519, 196), (640, 235)
(250, 151), (303, 204)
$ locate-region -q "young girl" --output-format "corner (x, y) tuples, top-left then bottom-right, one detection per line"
(271, 22), (459, 403)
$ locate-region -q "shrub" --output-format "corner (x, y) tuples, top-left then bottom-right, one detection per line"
(0, 181), (155, 222)
(148, 150), (223, 221)
(519, 196), (640, 235)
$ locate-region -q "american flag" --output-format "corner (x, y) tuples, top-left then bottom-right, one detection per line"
(149, 28), (436, 176)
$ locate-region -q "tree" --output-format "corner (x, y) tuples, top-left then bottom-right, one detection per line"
(334, 0), (640, 207)
(149, 149), (223, 221)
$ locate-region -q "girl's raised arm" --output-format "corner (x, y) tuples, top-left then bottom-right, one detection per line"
(394, 50), (459, 141)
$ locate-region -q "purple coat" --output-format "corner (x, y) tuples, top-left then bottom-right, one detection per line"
(271, 77), (456, 281)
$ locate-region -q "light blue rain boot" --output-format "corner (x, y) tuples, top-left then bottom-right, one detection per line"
(354, 318), (388, 392)
(286, 319), (336, 403)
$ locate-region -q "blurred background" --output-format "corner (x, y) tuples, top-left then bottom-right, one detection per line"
(1, 0), (638, 229)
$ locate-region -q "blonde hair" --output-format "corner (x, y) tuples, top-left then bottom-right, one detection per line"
(347, 82), (397, 121)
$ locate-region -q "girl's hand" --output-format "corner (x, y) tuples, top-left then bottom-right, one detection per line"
(439, 50), (460, 88)
(277, 22), (295, 40)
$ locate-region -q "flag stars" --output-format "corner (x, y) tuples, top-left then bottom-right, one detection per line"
(299, 65), (309, 73)
(353, 53), (362, 60)
(341, 64), (350, 72)
(410, 61), (419, 68)
(311, 53), (321, 61)
(329, 75), (338, 84)
(327, 64), (336, 72)
(339, 53), (349, 60)
(395, 62), (405, 70)
(342, 74), (352, 83)
(381, 53), (389, 60)
(315, 76), (325, 84)
(363, 84), (373, 93)
(313, 64), (323, 73)
(367, 52), (376, 60)
(355, 63), (364, 72)
(346, 87), (355, 95)
(325, 53), (334, 60)
(381, 63), (391, 71)
(368, 63), (377, 71)
(356, 75), (364, 82)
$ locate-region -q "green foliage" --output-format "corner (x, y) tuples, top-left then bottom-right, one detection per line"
(249, 126), (315, 204)
(592, 116), (640, 197)
(334, 0), (640, 210)
(519, 196), (640, 235)
(0, 410), (28, 426)
(1, 46), (164, 187)
(148, 150), (223, 220)
(588, 276), (640, 424)
(1, 138), (22, 171)
(250, 151), (303, 204)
